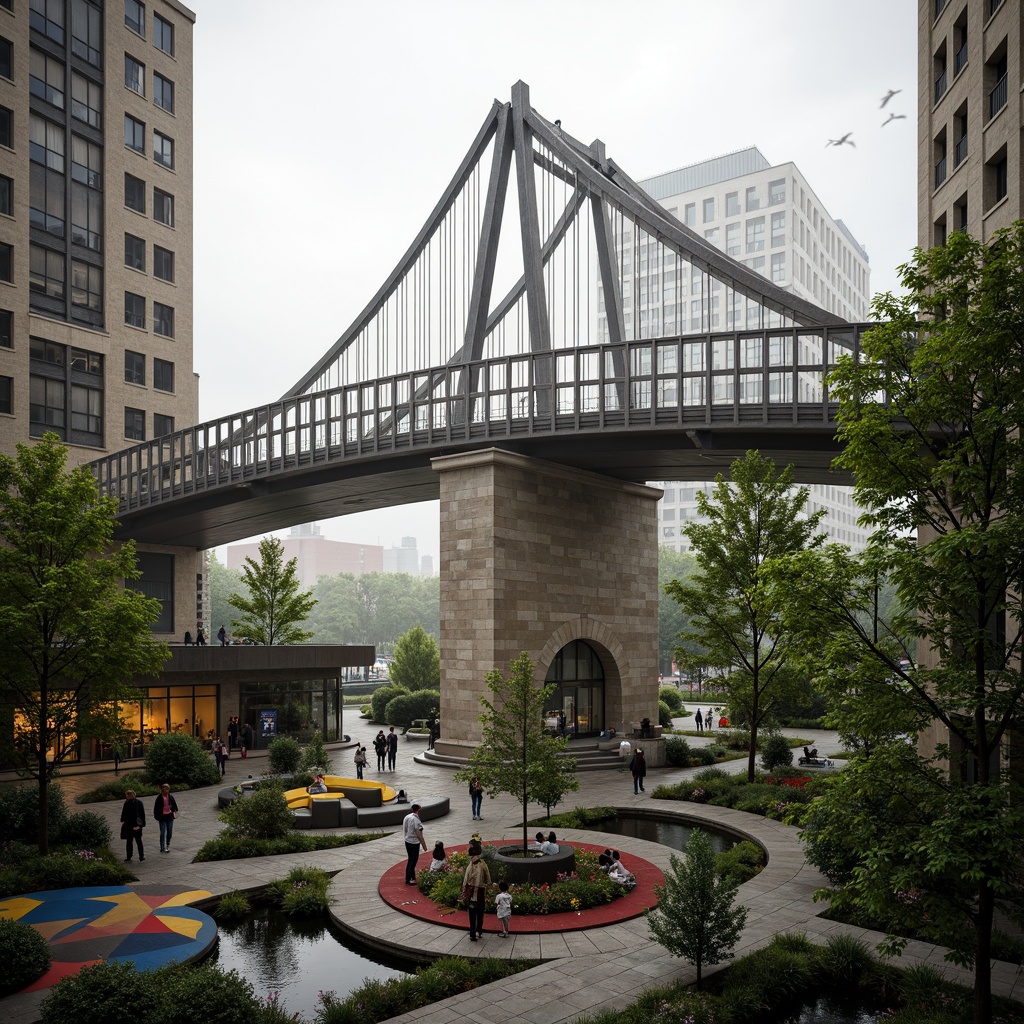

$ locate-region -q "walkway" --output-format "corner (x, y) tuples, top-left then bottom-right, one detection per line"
(2, 711), (1021, 1024)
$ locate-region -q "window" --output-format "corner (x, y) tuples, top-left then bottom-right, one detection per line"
(154, 14), (174, 56)
(71, 260), (102, 310)
(71, 73), (102, 128)
(726, 223), (740, 256)
(71, 0), (102, 68)
(30, 0), (65, 44)
(702, 197), (715, 223)
(71, 382), (102, 437)
(30, 245), (64, 298)
(125, 233), (145, 271)
(768, 179), (786, 205)
(30, 375), (66, 436)
(125, 173), (146, 213)
(0, 308), (11, 347)
(30, 114), (65, 171)
(30, 50), (65, 108)
(136, 552), (173, 631)
(0, 105), (12, 149)
(704, 227), (719, 248)
(954, 105), (968, 166)
(125, 350), (145, 385)
(986, 147), (1008, 208)
(125, 291), (145, 328)
(745, 186), (760, 211)
(153, 73), (174, 113)
(771, 252), (786, 282)
(125, 115), (145, 152)
(125, 54), (145, 96)
(0, 36), (10, 81)
(954, 195), (968, 232)
(125, 0), (145, 36)
(0, 243), (11, 284)
(71, 136), (102, 189)
(0, 376), (11, 416)
(71, 184), (102, 250)
(125, 406), (145, 440)
(987, 50), (1008, 120)
(684, 203), (695, 227)
(153, 413), (174, 436)
(746, 217), (765, 253)
(153, 302), (174, 337)
(153, 130), (173, 168)
(153, 188), (173, 225)
(31, 337), (65, 366)
(153, 357), (174, 392)
(725, 191), (740, 217)
(154, 245), (174, 282)
(771, 211), (786, 247)
(0, 174), (10, 215)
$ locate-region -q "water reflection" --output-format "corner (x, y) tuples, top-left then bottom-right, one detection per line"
(589, 814), (737, 854)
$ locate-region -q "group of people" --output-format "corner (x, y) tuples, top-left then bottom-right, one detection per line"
(373, 728), (399, 772)
(528, 831), (560, 854)
(183, 625), (206, 646)
(119, 784), (180, 861)
(599, 848), (636, 888)
(692, 708), (718, 733)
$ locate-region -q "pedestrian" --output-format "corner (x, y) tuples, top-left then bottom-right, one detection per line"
(403, 802), (427, 884)
(462, 841), (491, 941)
(183, 630), (192, 646)
(195, 625), (206, 646)
(112, 741), (122, 775)
(213, 736), (227, 776)
(386, 726), (398, 771)
(373, 730), (387, 771)
(217, 625), (227, 646)
(152, 783), (179, 853)
(227, 717), (238, 752)
(706, 708), (714, 731)
(469, 777), (484, 820)
(694, 708), (703, 734)
(241, 721), (254, 753)
(354, 744), (367, 780)
(119, 789), (146, 862)
(630, 747), (647, 794)
(495, 880), (513, 937)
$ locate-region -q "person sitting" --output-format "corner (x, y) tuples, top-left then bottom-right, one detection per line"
(528, 831), (546, 852)
(598, 851), (613, 872)
(429, 840), (448, 872)
(307, 774), (327, 795)
(541, 831), (560, 855)
(609, 850), (636, 888)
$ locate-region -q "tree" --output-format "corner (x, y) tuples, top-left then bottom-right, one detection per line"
(0, 435), (168, 853)
(389, 624), (440, 691)
(665, 450), (825, 781)
(306, 573), (360, 643)
(775, 226), (1024, 1024)
(646, 829), (747, 989)
(658, 546), (697, 676)
(207, 550), (246, 641)
(455, 652), (579, 851)
(228, 536), (316, 644)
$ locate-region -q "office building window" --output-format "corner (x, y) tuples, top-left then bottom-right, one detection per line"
(153, 412), (174, 436)
(684, 203), (695, 227)
(0, 174), (11, 215)
(70, 185), (102, 250)
(125, 54), (145, 95)
(125, 173), (146, 213)
(71, 260), (102, 310)
(30, 50), (65, 108)
(29, 162), (64, 236)
(154, 14), (174, 56)
(71, 0), (102, 67)
(71, 381), (103, 438)
(954, 195), (968, 232)
(745, 186), (760, 211)
(154, 245), (174, 282)
(71, 73), (102, 129)
(0, 376), (11, 415)
(768, 179), (786, 205)
(154, 73), (174, 113)
(702, 197), (715, 223)
(726, 222), (740, 257)
(0, 243), (11, 284)
(986, 148), (1008, 208)
(0, 105), (12, 148)
(0, 308), (11, 347)
(153, 302), (174, 337)
(125, 350), (145, 385)
(29, 245), (64, 297)
(125, 114), (145, 152)
(725, 191), (740, 217)
(0, 36), (10, 81)
(771, 211), (786, 247)
(30, 0), (65, 43)
(125, 0), (145, 36)
(30, 114), (65, 171)
(771, 252), (786, 282)
(154, 357), (174, 392)
(125, 233), (145, 271)
(125, 406), (145, 440)
(153, 131), (173, 168)
(704, 227), (719, 247)
(125, 291), (145, 328)
(30, 375), (66, 436)
(31, 337), (65, 366)
(746, 217), (765, 253)
(135, 552), (174, 631)
(71, 136), (102, 189)
(153, 187), (173, 225)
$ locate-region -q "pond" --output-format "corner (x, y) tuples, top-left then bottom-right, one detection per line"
(587, 812), (739, 854)
(210, 907), (414, 1020)
(777, 994), (885, 1024)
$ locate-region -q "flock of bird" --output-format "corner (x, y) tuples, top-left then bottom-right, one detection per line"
(827, 89), (905, 148)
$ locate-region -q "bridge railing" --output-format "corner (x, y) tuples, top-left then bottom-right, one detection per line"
(91, 325), (873, 512)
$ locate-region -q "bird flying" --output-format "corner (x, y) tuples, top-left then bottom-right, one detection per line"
(880, 89), (902, 108)
(882, 112), (907, 126)
(827, 132), (855, 148)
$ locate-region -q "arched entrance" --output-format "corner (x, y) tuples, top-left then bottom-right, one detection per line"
(544, 640), (605, 737)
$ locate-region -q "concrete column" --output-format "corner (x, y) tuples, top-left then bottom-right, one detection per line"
(432, 448), (661, 757)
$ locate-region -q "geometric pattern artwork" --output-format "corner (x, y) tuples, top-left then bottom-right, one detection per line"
(0, 885), (216, 993)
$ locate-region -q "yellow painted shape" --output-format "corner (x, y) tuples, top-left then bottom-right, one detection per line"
(157, 890), (212, 908)
(154, 912), (204, 939)
(0, 897), (43, 921)
(87, 890), (153, 927)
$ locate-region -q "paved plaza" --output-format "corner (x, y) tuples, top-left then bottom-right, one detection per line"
(2, 706), (1021, 1024)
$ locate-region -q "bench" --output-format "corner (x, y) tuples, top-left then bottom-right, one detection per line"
(355, 794), (450, 827)
(292, 797), (358, 828)
(797, 745), (834, 768)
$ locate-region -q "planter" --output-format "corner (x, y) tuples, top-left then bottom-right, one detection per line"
(489, 844), (576, 885)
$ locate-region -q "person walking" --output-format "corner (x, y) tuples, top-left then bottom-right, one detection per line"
(241, 721), (254, 753)
(705, 708), (714, 731)
(354, 744), (367, 780)
(373, 730), (387, 771)
(227, 717), (238, 752)
(213, 737), (227, 776)
(469, 777), (484, 820)
(386, 726), (398, 771)
(403, 803), (427, 884)
(195, 626), (207, 646)
(112, 741), (122, 775)
(495, 880), (513, 938)
(152, 783), (179, 853)
(217, 625), (227, 646)
(462, 841), (491, 941)
(119, 789), (146, 863)
(630, 747), (647, 794)
(694, 708), (703, 734)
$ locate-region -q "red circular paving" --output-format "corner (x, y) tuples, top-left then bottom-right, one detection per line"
(378, 842), (665, 934)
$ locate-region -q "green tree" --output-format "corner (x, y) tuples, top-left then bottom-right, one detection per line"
(228, 536), (316, 644)
(389, 624), (440, 691)
(658, 546), (696, 676)
(777, 226), (1024, 1024)
(456, 652), (579, 851)
(206, 550), (245, 642)
(0, 435), (168, 853)
(646, 829), (748, 989)
(306, 572), (360, 643)
(665, 450), (825, 781)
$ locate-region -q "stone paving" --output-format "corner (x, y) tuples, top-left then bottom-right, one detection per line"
(2, 706), (1021, 1024)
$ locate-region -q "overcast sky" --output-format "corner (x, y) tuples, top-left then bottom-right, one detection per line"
(190, 0), (918, 565)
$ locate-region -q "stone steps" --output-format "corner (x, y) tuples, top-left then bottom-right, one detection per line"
(414, 745), (626, 771)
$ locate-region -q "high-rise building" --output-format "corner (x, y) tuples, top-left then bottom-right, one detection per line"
(920, 0), (1019, 246)
(632, 149), (874, 552)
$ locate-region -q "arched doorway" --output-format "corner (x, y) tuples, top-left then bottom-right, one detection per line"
(544, 640), (605, 737)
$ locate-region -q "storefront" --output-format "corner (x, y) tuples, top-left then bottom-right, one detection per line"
(544, 639), (605, 737)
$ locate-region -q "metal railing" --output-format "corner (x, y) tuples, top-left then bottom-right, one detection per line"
(955, 42), (968, 76)
(90, 326), (874, 514)
(954, 135), (968, 166)
(935, 69), (947, 103)
(935, 156), (948, 188)
(989, 73), (1008, 119)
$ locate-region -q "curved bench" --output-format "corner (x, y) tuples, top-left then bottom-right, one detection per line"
(355, 795), (450, 827)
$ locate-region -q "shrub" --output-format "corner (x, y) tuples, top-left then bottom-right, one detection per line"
(657, 699), (674, 729)
(214, 889), (252, 920)
(0, 916), (51, 996)
(760, 733), (794, 771)
(154, 963), (258, 1024)
(218, 781), (293, 840)
(370, 683), (408, 725)
(194, 830), (388, 862)
(718, 728), (751, 751)
(527, 806), (617, 829)
(659, 686), (683, 712)
(76, 773), (157, 803)
(300, 731), (332, 775)
(714, 840), (765, 883)
(266, 736), (302, 775)
(383, 689), (440, 730)
(57, 809), (112, 848)
(819, 933), (877, 984)
(144, 733), (221, 788)
(266, 866), (331, 916)
(664, 736), (693, 767)
(0, 782), (69, 844)
(0, 845), (134, 899)
(40, 960), (148, 1024)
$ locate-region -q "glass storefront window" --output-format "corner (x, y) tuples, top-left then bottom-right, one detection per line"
(544, 641), (605, 736)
